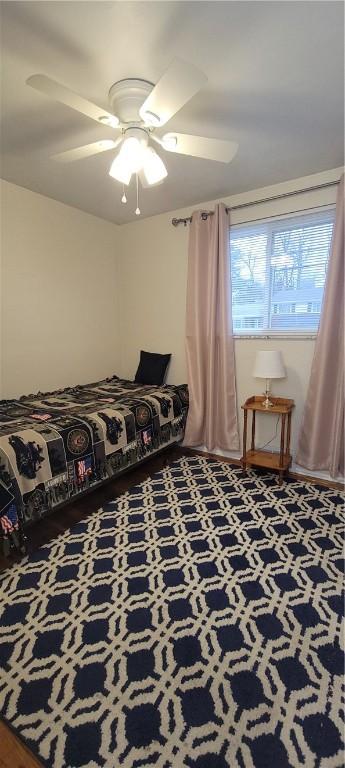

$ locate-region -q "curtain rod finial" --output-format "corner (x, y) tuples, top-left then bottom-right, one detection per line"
(171, 216), (192, 227)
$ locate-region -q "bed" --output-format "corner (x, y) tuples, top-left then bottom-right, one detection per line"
(0, 375), (188, 552)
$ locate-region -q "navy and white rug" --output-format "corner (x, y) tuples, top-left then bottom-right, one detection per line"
(0, 455), (344, 768)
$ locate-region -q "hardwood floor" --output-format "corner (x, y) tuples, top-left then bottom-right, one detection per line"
(0, 721), (42, 768)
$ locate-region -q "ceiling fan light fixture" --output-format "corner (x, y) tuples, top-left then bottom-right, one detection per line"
(109, 128), (149, 185)
(98, 114), (119, 128)
(120, 135), (147, 173)
(142, 147), (168, 186)
(162, 134), (177, 151)
(109, 153), (132, 185)
(140, 109), (161, 127)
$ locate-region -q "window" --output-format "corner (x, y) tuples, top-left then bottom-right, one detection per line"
(230, 208), (335, 334)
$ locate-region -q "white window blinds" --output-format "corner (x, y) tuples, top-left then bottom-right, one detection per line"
(229, 208), (335, 333)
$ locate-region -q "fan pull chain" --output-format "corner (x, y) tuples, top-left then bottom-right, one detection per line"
(135, 174), (140, 215)
(121, 184), (127, 204)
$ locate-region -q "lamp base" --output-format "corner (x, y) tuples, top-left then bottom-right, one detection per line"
(263, 380), (273, 408)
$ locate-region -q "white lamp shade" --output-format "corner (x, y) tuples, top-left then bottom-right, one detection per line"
(119, 136), (146, 173)
(142, 147), (167, 185)
(109, 152), (132, 185)
(109, 140), (167, 187)
(253, 350), (286, 379)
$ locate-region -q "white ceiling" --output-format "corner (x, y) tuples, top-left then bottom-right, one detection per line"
(1, 1), (344, 224)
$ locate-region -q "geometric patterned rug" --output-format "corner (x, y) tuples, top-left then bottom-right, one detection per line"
(0, 455), (344, 768)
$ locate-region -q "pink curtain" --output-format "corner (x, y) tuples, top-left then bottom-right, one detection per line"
(184, 203), (239, 452)
(296, 175), (344, 478)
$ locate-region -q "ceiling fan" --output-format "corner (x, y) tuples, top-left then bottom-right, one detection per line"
(27, 58), (238, 214)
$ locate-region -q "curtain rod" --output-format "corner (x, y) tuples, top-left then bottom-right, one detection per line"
(171, 179), (339, 226)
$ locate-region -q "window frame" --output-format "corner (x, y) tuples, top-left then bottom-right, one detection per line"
(229, 204), (335, 339)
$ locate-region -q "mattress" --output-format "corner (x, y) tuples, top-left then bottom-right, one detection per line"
(0, 375), (188, 547)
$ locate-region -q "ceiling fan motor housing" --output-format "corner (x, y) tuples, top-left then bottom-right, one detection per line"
(108, 78), (154, 124)
(123, 126), (149, 146)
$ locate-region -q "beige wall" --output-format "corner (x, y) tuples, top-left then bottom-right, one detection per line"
(1, 168), (342, 480)
(1, 180), (120, 398)
(118, 167), (343, 477)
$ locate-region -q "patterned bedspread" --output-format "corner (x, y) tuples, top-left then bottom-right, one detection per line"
(0, 375), (188, 547)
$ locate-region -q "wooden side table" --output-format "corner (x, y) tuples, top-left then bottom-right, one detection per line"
(241, 396), (294, 484)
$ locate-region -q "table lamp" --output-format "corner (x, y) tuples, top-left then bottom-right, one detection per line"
(253, 350), (286, 408)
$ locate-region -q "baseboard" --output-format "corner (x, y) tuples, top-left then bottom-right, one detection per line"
(184, 446), (344, 491)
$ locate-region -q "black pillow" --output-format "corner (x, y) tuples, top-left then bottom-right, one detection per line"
(134, 351), (171, 386)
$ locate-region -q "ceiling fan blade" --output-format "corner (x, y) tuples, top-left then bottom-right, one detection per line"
(26, 74), (120, 128)
(160, 132), (239, 163)
(52, 138), (122, 163)
(139, 58), (207, 127)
